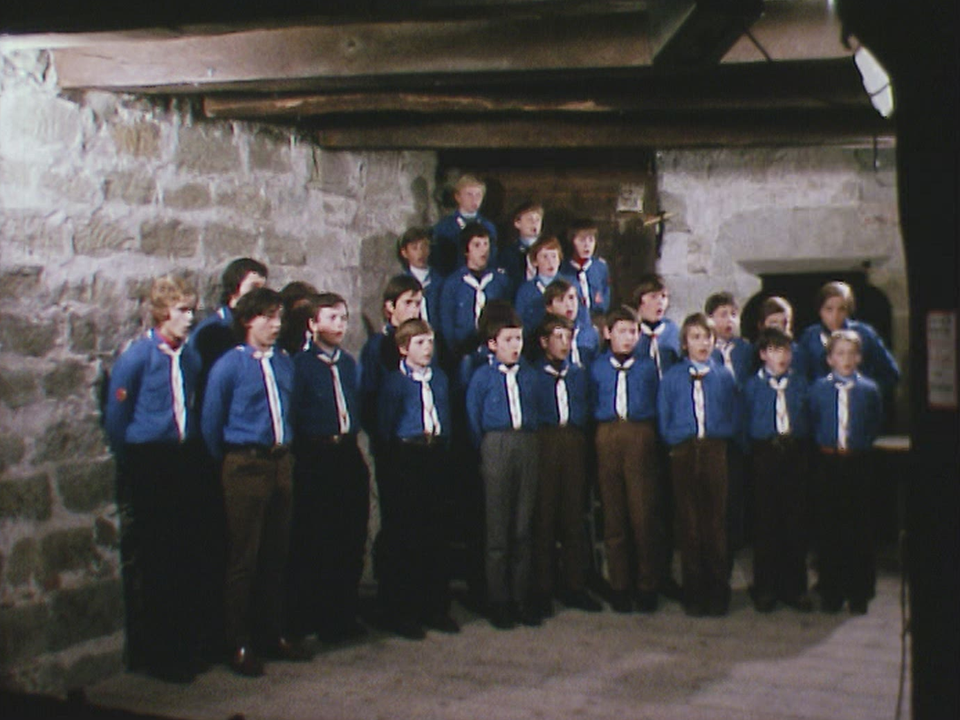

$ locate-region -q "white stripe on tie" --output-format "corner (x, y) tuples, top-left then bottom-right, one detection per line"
(254, 349), (284, 446)
(610, 356), (635, 420)
(641, 323), (665, 379)
(576, 259), (592, 311)
(769, 375), (791, 435)
(690, 366), (710, 439)
(499, 364), (523, 429)
(544, 364), (569, 426)
(407, 365), (441, 436)
(157, 340), (186, 441)
(462, 272), (494, 327)
(317, 349), (350, 435)
(835, 376), (853, 450)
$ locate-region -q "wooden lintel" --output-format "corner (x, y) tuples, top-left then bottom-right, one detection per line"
(50, 13), (653, 92)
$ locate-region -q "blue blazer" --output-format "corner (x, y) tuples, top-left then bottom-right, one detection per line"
(657, 358), (740, 447)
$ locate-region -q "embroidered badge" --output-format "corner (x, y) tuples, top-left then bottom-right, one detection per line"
(115, 388), (128, 402)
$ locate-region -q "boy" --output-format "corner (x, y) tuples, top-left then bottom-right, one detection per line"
(756, 295), (810, 391)
(657, 313), (740, 617)
(705, 292), (752, 386)
(808, 330), (882, 614)
(105, 276), (203, 683)
(543, 278), (599, 369)
(286, 293), (370, 644)
(632, 274), (681, 380)
(560, 218), (610, 316)
(398, 227), (443, 333)
(466, 307), (541, 629)
(432, 174), (498, 276)
(514, 235), (565, 337)
(499, 201), (544, 292)
(377, 319), (458, 639)
(201, 288), (308, 677)
(743, 327), (813, 613)
(438, 223), (511, 364)
(590, 307), (662, 613)
(531, 316), (601, 617)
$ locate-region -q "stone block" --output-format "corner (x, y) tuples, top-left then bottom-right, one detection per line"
(0, 265), (43, 301)
(6, 537), (41, 586)
(249, 132), (291, 173)
(73, 216), (136, 257)
(0, 435), (27, 473)
(310, 148), (364, 198)
(163, 182), (211, 210)
(0, 90), (82, 158)
(0, 313), (59, 357)
(94, 515), (120, 549)
(0, 473), (52, 521)
(111, 121), (161, 159)
(0, 366), (40, 409)
(61, 644), (124, 691)
(48, 580), (124, 652)
(203, 223), (259, 261)
(68, 313), (97, 354)
(56, 459), (115, 513)
(263, 231), (307, 267)
(1, 212), (72, 258)
(0, 602), (49, 665)
(41, 528), (98, 579)
(33, 418), (106, 464)
(139, 219), (200, 258)
(103, 170), (157, 205)
(42, 360), (90, 400)
(176, 124), (240, 175)
(41, 171), (102, 206)
(215, 185), (272, 219)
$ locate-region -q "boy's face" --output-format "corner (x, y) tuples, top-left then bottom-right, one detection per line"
(465, 235), (490, 272)
(386, 290), (423, 327)
(488, 327), (524, 365)
(762, 311), (791, 334)
(820, 295), (849, 332)
(230, 271), (267, 307)
(760, 344), (792, 377)
(605, 319), (639, 356)
(400, 238), (430, 270)
(514, 210), (543, 240)
(547, 286), (579, 321)
(685, 325), (715, 364)
(401, 332), (434, 369)
(571, 230), (597, 260)
(455, 184), (485, 215)
(827, 339), (861, 377)
(540, 326), (572, 363)
(709, 303), (740, 341)
(246, 306), (282, 351)
(534, 248), (561, 278)
(309, 303), (348, 348)
(637, 289), (669, 324)
(160, 299), (196, 342)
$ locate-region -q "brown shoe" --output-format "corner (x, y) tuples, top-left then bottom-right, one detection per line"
(230, 646), (264, 677)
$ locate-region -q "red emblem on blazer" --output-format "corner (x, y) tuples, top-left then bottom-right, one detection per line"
(115, 388), (128, 402)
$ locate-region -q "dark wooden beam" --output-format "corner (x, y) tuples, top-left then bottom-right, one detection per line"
(652, 0), (764, 66)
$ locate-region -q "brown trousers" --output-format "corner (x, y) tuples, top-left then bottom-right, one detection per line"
(595, 420), (661, 593)
(670, 438), (729, 608)
(534, 425), (589, 597)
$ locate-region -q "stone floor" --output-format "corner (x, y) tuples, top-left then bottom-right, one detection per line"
(84, 554), (910, 720)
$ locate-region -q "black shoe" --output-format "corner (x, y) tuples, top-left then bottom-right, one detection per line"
(707, 593), (730, 617)
(821, 595), (844, 613)
(517, 604), (543, 627)
(635, 591), (659, 614)
(660, 577), (683, 602)
(559, 590), (602, 613)
(229, 646), (265, 678)
(782, 594), (814, 613)
(384, 616), (426, 640)
(753, 591), (777, 613)
(257, 637), (312, 662)
(849, 599), (868, 615)
(423, 613), (461, 634)
(609, 589), (633, 614)
(144, 663), (195, 684)
(683, 601), (708, 618)
(318, 619), (368, 644)
(488, 602), (517, 630)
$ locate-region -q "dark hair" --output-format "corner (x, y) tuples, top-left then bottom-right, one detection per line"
(537, 314), (574, 340)
(483, 304), (523, 343)
(704, 291), (738, 316)
(459, 221), (491, 254)
(300, 292), (348, 322)
(278, 282), (320, 355)
(817, 281), (856, 314)
(395, 318), (434, 350)
(232, 287), (283, 339)
(477, 300), (516, 343)
(512, 201), (544, 222)
(679, 312), (716, 353)
(397, 227), (431, 266)
(605, 305), (638, 330)
(567, 218), (598, 240)
(542, 277), (575, 307)
(220, 258), (268, 305)
(382, 274), (423, 306)
(759, 296), (793, 323)
(755, 326), (793, 351)
(631, 273), (667, 307)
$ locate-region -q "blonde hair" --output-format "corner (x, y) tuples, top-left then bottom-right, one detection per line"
(454, 174), (486, 195)
(826, 329), (862, 355)
(149, 275), (196, 326)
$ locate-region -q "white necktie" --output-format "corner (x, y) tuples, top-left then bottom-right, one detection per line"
(835, 377), (853, 450)
(690, 366), (710, 439)
(525, 253), (536, 280)
(717, 340), (734, 374)
(499, 364), (523, 429)
(768, 374), (791, 435)
(317, 350), (351, 435)
(641, 322), (665, 379)
(610, 356), (635, 420)
(408, 365), (441, 436)
(157, 340), (186, 441)
(570, 326), (582, 367)
(576, 260), (592, 311)
(462, 272), (493, 327)
(544, 364), (569, 426)
(820, 331), (830, 349)
(254, 348), (285, 446)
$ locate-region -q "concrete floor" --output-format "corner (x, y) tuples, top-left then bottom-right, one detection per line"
(86, 556), (910, 720)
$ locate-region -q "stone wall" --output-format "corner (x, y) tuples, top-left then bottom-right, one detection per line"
(0, 50), (435, 693)
(655, 147), (908, 425)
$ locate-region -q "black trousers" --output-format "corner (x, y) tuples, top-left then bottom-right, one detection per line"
(118, 441), (206, 669)
(286, 437), (370, 637)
